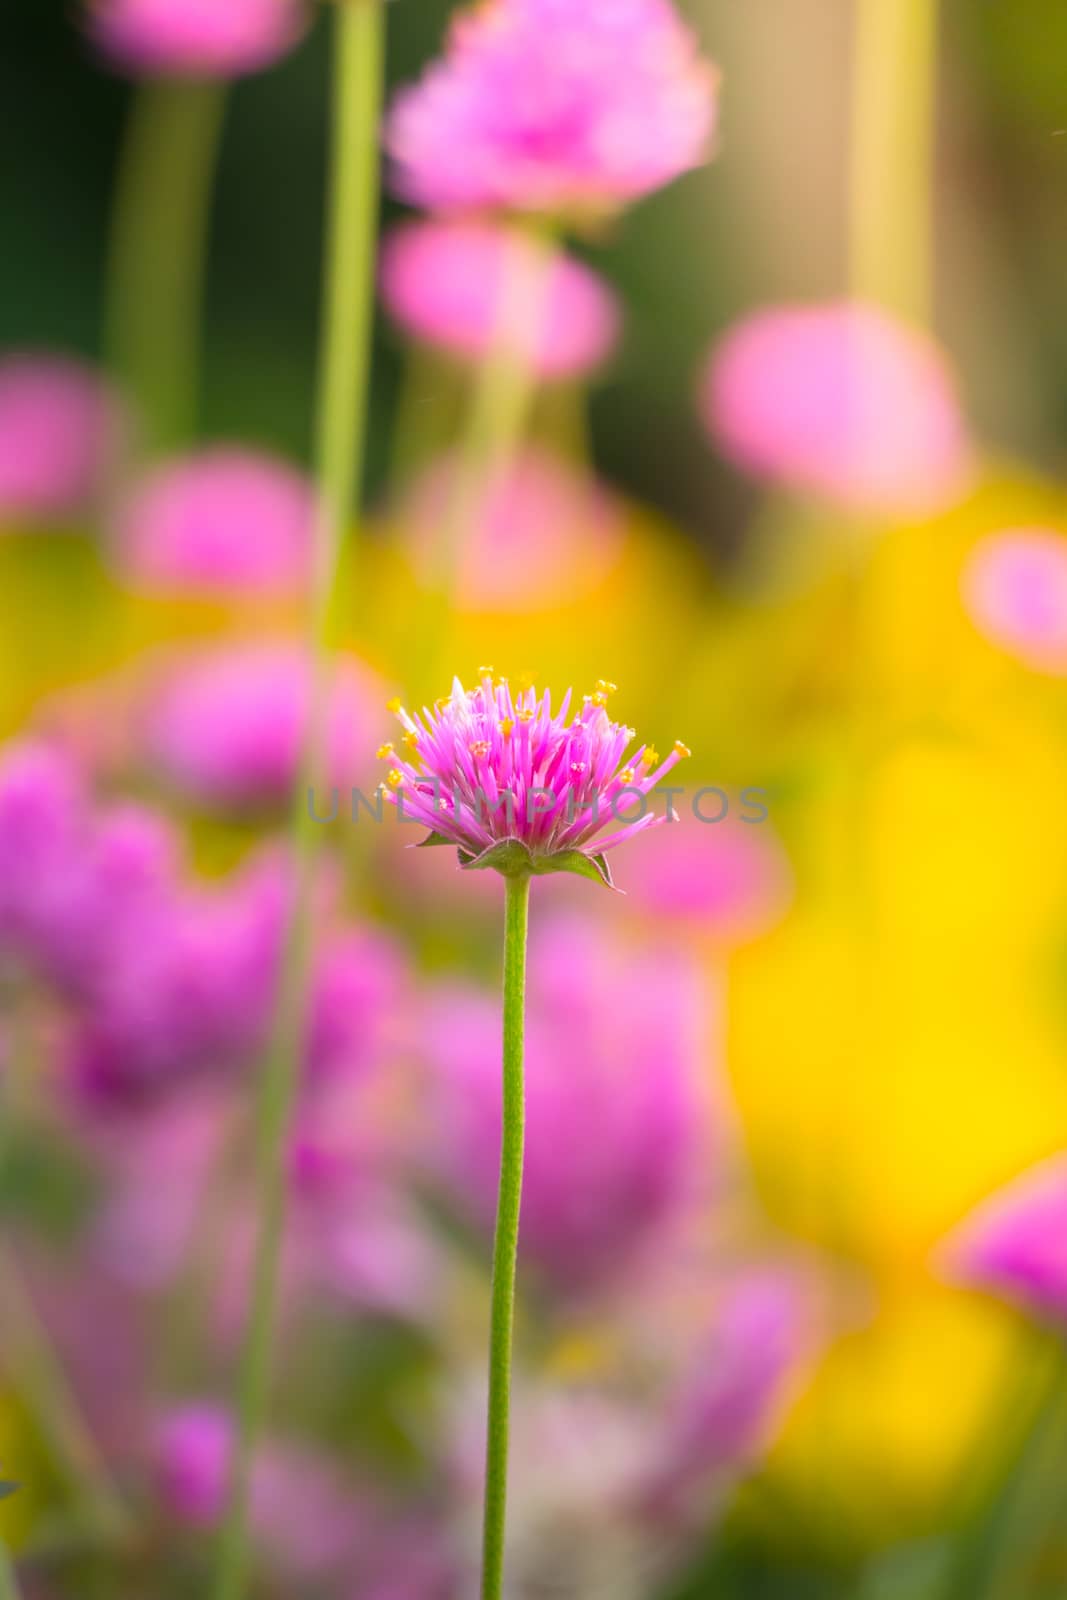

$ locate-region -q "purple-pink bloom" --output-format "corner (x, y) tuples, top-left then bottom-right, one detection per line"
(144, 642), (377, 813)
(399, 448), (624, 611)
(962, 530), (1067, 675)
(619, 813), (792, 942)
(381, 672), (690, 884)
(0, 354), (120, 523)
(69, 849), (289, 1105)
(88, 0), (306, 78)
(154, 1405), (355, 1581)
(941, 1153), (1067, 1326)
(381, 220), (620, 379)
(114, 447), (316, 597)
(423, 912), (708, 1294)
(702, 302), (973, 518)
(385, 0), (718, 220)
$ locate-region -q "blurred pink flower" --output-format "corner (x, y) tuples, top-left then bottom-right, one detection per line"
(424, 913), (710, 1294)
(382, 672), (690, 883)
(619, 812), (791, 942)
(702, 302), (973, 517)
(381, 220), (620, 379)
(641, 1272), (809, 1522)
(0, 354), (120, 523)
(0, 738), (179, 994)
(154, 1405), (355, 1580)
(941, 1153), (1067, 1326)
(114, 447), (316, 596)
(144, 642), (376, 813)
(399, 448), (624, 610)
(69, 849), (290, 1105)
(962, 530), (1067, 674)
(385, 0), (718, 219)
(88, 0), (306, 78)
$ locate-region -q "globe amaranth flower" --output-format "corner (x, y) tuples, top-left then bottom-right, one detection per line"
(423, 912), (708, 1294)
(0, 353), (121, 524)
(380, 220), (620, 380)
(703, 301), (973, 518)
(385, 0), (719, 220)
(144, 642), (378, 814)
(379, 671), (691, 887)
(88, 0), (306, 78)
(114, 447), (316, 597)
(962, 530), (1067, 675)
(940, 1153), (1067, 1327)
(398, 448), (623, 611)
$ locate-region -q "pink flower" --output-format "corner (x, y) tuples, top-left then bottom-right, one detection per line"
(619, 812), (792, 942)
(88, 0), (306, 78)
(702, 302), (974, 517)
(962, 530), (1067, 675)
(154, 1406), (355, 1580)
(0, 354), (120, 523)
(114, 447), (316, 597)
(424, 912), (709, 1293)
(385, 0), (718, 220)
(941, 1153), (1067, 1327)
(381, 672), (690, 885)
(380, 220), (620, 379)
(398, 448), (623, 611)
(144, 642), (376, 813)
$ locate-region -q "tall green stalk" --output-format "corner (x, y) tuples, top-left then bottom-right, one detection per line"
(105, 78), (227, 452)
(209, 4), (384, 1597)
(849, 0), (939, 324)
(480, 872), (531, 1600)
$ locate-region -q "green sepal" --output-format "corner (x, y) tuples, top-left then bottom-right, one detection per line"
(415, 830), (455, 848)
(456, 840), (618, 889)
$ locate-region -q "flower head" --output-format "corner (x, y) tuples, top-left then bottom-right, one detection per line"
(0, 354), (121, 524)
(88, 0), (306, 78)
(114, 447), (316, 597)
(424, 912), (708, 1293)
(399, 448), (623, 610)
(962, 530), (1067, 675)
(702, 302), (973, 518)
(380, 221), (620, 379)
(940, 1153), (1067, 1327)
(385, 0), (718, 220)
(381, 672), (690, 886)
(144, 642), (376, 813)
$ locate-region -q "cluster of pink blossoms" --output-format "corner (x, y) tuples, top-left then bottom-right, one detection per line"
(379, 673), (690, 885)
(385, 0), (718, 220)
(87, 0), (306, 78)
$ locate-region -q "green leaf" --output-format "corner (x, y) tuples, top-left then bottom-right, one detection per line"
(415, 830), (455, 849)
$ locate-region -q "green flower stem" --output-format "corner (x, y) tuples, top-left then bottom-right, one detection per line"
(105, 77), (227, 453)
(0, 1539), (21, 1600)
(209, 4), (384, 1599)
(849, 0), (939, 324)
(481, 871), (531, 1600)
(415, 226), (554, 683)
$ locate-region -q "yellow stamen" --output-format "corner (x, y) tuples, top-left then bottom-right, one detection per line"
(478, 664), (494, 678)
(590, 692), (608, 708)
(618, 768), (635, 785)
(386, 769), (404, 788)
(386, 696), (402, 714)
(469, 740), (490, 758)
(673, 740), (691, 758)
(500, 719), (514, 737)
(402, 730), (419, 749)
(595, 679), (618, 696)
(643, 747), (660, 768)
(376, 742), (395, 760)
(516, 708), (534, 723)
(434, 696), (449, 711)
